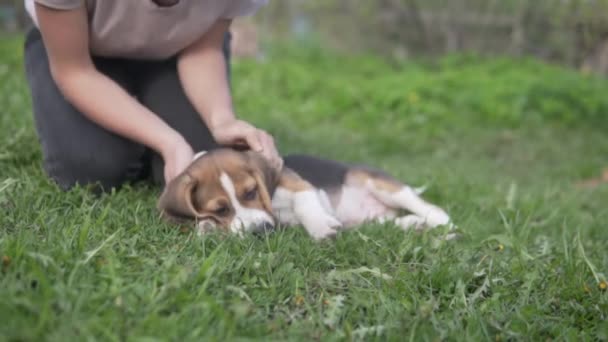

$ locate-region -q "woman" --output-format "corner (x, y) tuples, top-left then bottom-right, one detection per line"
(23, 0), (282, 193)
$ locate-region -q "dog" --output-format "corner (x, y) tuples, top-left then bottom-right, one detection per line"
(157, 149), (453, 240)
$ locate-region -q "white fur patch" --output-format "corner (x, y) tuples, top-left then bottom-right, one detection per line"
(367, 182), (450, 228)
(219, 172), (274, 234)
(395, 215), (427, 231)
(271, 187), (299, 225)
(413, 185), (427, 195)
(292, 190), (341, 240)
(334, 185), (395, 227)
(271, 186), (341, 239)
(317, 189), (335, 215)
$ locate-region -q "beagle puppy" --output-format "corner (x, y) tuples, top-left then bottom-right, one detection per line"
(157, 149), (453, 240)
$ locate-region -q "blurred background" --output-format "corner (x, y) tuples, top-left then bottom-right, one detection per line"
(1, 0), (608, 76)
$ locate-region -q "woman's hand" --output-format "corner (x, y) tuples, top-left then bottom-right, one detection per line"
(210, 119), (283, 171)
(161, 135), (195, 184)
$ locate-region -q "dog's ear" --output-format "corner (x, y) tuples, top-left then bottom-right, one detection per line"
(157, 172), (201, 220)
(251, 170), (274, 214)
(244, 151), (280, 195)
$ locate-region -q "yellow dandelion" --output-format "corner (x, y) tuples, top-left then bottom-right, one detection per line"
(497, 244), (504, 252)
(294, 295), (305, 306)
(407, 92), (420, 104)
(599, 281), (607, 291)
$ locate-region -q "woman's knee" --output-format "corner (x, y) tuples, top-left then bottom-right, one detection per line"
(45, 149), (145, 192)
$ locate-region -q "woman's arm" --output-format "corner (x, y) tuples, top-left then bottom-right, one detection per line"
(177, 19), (235, 131)
(177, 19), (282, 170)
(35, 3), (193, 182)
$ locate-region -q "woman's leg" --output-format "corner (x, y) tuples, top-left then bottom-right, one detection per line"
(23, 28), (146, 192)
(136, 32), (233, 185)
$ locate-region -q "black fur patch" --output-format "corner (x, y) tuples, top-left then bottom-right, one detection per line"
(283, 154), (349, 189)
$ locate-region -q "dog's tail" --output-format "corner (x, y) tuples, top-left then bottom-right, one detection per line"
(413, 185), (428, 195)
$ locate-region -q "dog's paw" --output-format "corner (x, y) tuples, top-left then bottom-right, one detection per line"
(196, 219), (217, 237)
(311, 228), (338, 241)
(396, 212), (453, 232)
(423, 207), (451, 228)
(303, 213), (342, 240)
(292, 190), (342, 240)
(395, 215), (427, 231)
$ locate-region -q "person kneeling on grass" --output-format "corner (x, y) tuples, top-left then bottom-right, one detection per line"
(22, 0), (282, 193)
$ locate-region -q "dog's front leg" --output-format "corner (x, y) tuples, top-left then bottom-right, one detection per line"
(274, 168), (341, 240)
(293, 190), (341, 240)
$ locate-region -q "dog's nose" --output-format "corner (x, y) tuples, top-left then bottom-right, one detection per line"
(252, 221), (275, 236)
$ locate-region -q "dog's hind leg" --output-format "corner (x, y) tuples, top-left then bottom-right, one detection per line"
(346, 168), (451, 229)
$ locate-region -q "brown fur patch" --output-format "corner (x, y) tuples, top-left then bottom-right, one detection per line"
(345, 169), (404, 193)
(278, 167), (314, 192)
(243, 150), (280, 195)
(157, 172), (201, 220)
(252, 171), (274, 213)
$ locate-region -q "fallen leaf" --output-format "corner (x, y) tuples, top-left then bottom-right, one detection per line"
(2, 255), (10, 269)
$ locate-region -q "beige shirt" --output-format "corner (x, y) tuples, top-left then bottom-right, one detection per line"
(25, 0), (267, 60)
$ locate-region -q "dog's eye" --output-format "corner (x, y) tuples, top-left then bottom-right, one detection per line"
(243, 187), (258, 201)
(214, 206), (230, 216)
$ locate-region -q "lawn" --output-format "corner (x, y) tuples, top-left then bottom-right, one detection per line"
(1, 35), (607, 341)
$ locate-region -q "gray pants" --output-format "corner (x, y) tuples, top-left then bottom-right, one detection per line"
(23, 28), (231, 192)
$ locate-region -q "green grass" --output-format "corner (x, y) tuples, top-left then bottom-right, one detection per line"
(1, 36), (608, 341)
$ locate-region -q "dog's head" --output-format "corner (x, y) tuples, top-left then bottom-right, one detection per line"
(157, 149), (280, 235)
